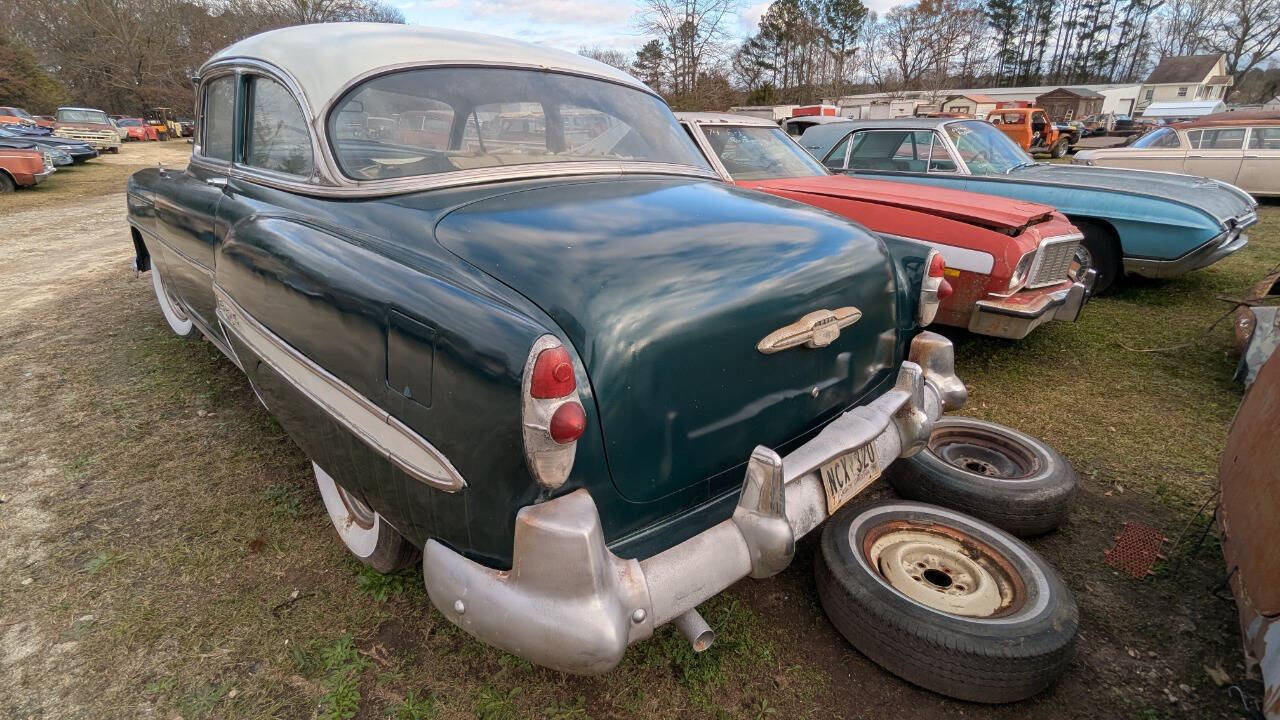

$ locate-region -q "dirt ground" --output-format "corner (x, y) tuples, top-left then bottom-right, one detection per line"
(0, 140), (1274, 719)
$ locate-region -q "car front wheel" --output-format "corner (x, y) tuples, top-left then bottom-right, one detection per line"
(1070, 218), (1121, 293)
(816, 500), (1077, 703)
(314, 463), (418, 573)
(1050, 139), (1069, 158)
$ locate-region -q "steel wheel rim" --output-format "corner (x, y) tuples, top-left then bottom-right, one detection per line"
(863, 522), (1025, 618)
(929, 425), (1040, 479)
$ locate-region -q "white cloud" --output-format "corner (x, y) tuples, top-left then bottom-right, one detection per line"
(738, 0), (771, 36)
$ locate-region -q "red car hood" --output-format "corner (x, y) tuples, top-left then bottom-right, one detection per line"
(742, 175), (1053, 233)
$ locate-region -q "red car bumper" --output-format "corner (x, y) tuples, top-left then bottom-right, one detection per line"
(967, 275), (1092, 340)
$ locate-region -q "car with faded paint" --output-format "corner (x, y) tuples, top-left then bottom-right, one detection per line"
(677, 112), (1091, 340)
(53, 107), (121, 153)
(0, 147), (54, 191)
(1073, 111), (1280, 198)
(0, 106), (45, 128)
(127, 24), (1080, 702)
(802, 117), (1259, 293)
(0, 125), (98, 164)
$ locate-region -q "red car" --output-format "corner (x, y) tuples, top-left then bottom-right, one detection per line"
(115, 117), (158, 141)
(0, 147), (54, 192)
(678, 113), (1092, 339)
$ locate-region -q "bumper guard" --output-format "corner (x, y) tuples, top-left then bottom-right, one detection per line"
(422, 331), (967, 674)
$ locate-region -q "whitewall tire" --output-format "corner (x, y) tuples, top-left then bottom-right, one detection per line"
(314, 463), (418, 573)
(150, 259), (200, 339)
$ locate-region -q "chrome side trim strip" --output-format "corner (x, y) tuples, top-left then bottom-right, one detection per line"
(214, 285), (466, 492)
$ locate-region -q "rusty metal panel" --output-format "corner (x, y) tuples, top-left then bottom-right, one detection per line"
(1218, 349), (1280, 718)
(1104, 521), (1166, 578)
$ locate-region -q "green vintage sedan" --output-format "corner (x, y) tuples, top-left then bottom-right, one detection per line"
(125, 23), (1077, 701)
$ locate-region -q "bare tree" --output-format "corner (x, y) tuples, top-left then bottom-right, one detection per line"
(1204, 0), (1280, 90)
(636, 0), (742, 96)
(578, 46), (633, 72)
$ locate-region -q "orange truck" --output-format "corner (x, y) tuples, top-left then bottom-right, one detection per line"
(986, 107), (1080, 158)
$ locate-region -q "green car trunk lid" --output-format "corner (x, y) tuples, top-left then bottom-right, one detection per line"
(435, 176), (902, 503)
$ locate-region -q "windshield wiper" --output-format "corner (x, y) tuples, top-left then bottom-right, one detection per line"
(1006, 161), (1037, 174)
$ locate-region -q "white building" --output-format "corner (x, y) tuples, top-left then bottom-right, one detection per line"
(1137, 54), (1233, 111)
(835, 83), (1142, 118)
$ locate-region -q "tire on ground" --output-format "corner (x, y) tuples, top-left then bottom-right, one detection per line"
(1071, 217), (1122, 294)
(816, 500), (1078, 703)
(314, 463), (418, 573)
(885, 416), (1076, 537)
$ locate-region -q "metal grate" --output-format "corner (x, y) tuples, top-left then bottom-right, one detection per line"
(1028, 236), (1081, 288)
(1105, 521), (1167, 578)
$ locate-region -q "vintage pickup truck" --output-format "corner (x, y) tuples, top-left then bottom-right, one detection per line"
(677, 112), (1091, 340)
(803, 117), (1259, 293)
(126, 23), (1078, 702)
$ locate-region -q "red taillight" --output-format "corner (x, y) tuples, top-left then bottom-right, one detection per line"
(928, 252), (946, 278)
(937, 279), (954, 300)
(530, 346), (576, 398)
(549, 402), (586, 443)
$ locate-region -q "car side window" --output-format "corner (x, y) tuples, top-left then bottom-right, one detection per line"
(822, 134), (851, 169)
(1248, 127), (1280, 149)
(1185, 129), (1202, 148)
(201, 76), (236, 162)
(246, 76), (314, 176)
(1147, 129), (1181, 149)
(1200, 128), (1245, 150)
(846, 130), (919, 172)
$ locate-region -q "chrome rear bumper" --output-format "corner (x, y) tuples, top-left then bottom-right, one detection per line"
(422, 331), (966, 674)
(969, 273), (1092, 340)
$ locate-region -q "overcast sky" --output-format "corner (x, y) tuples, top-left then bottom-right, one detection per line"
(387, 0), (907, 53)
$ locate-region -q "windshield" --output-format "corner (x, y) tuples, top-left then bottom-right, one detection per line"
(57, 109), (110, 125)
(700, 125), (826, 180)
(945, 120), (1033, 174)
(328, 67), (708, 181)
(117, 118), (141, 127)
(3, 107), (32, 119)
(1129, 127), (1179, 148)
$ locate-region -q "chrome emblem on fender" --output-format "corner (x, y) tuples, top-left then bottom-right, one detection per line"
(757, 307), (862, 354)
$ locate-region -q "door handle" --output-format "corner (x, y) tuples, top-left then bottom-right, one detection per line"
(1186, 153), (1204, 158)
(205, 177), (228, 188)
(1244, 154), (1262, 158)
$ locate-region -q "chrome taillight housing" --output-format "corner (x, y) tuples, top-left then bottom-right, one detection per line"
(918, 250), (952, 326)
(521, 335), (586, 490)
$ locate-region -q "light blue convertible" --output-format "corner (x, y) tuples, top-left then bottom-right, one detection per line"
(802, 118), (1258, 292)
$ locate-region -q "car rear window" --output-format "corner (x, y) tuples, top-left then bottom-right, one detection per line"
(327, 67), (708, 181)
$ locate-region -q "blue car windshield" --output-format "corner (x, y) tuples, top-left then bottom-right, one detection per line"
(945, 120), (1033, 174)
(328, 67), (711, 181)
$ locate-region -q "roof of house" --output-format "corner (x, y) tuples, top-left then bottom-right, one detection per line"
(1141, 100), (1226, 118)
(945, 93), (997, 104)
(1038, 87), (1103, 98)
(204, 23), (652, 122)
(1144, 54), (1223, 84)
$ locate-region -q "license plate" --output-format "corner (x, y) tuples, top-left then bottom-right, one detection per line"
(819, 443), (881, 515)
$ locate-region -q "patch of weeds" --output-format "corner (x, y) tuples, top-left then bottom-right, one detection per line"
(83, 550), (122, 574)
(751, 697), (780, 719)
(474, 686), (521, 720)
(394, 691), (437, 720)
(144, 676), (178, 696)
(354, 565), (415, 602)
(180, 682), (229, 718)
(263, 483), (303, 519)
(542, 696), (591, 719)
(291, 635), (371, 720)
(496, 651), (533, 677)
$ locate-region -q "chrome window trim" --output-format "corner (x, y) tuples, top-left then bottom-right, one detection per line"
(214, 285), (467, 492)
(198, 59), (714, 196)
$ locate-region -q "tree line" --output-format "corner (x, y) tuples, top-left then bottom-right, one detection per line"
(585, 0), (1279, 108)
(0, 0), (404, 115)
(1, 0), (1276, 117)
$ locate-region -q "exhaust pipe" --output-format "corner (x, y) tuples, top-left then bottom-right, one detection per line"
(673, 609), (714, 652)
